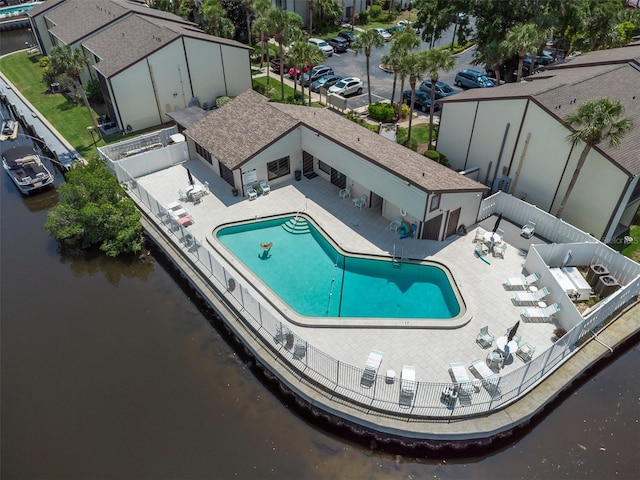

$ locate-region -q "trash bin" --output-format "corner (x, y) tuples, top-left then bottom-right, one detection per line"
(295, 170), (301, 181)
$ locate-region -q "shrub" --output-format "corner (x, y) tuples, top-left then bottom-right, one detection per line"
(399, 103), (410, 119)
(216, 96), (232, 108)
(370, 5), (383, 20)
(396, 127), (418, 151)
(357, 10), (369, 25)
(286, 91), (304, 104)
(424, 149), (449, 166)
(84, 78), (103, 102)
(367, 102), (395, 122)
(253, 83), (275, 97)
(39, 56), (50, 68)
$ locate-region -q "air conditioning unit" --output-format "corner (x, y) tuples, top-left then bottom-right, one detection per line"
(586, 264), (609, 287)
(492, 175), (511, 193)
(595, 275), (620, 298)
(50, 82), (61, 93)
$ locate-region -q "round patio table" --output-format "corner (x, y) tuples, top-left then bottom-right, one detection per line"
(496, 336), (518, 356)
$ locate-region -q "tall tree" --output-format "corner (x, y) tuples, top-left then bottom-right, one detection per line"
(557, 98), (633, 219)
(386, 31), (420, 107)
(476, 39), (505, 86)
(352, 29), (385, 104)
(310, 0), (342, 34)
(502, 23), (546, 82)
(253, 0), (272, 65)
(422, 48), (455, 150)
(202, 0), (235, 38)
(289, 41), (324, 105)
(49, 45), (99, 132)
(414, 0), (456, 49)
(402, 53), (428, 144)
(268, 9), (303, 101)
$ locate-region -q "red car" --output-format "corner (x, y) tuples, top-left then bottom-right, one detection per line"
(288, 63), (313, 80)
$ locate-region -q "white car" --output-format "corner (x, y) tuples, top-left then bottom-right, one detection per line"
(328, 77), (363, 97)
(372, 27), (392, 41)
(308, 38), (334, 56)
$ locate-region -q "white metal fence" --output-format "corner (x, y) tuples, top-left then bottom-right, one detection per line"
(120, 166), (638, 419)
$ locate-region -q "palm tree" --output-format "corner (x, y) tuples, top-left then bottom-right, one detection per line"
(253, 0), (272, 65)
(268, 9), (303, 101)
(310, 0), (342, 34)
(49, 45), (99, 133)
(352, 29), (385, 104)
(556, 98), (633, 219)
(202, 0), (235, 38)
(477, 39), (504, 86)
(386, 31), (420, 107)
(422, 48), (455, 150)
(502, 23), (546, 83)
(402, 53), (428, 144)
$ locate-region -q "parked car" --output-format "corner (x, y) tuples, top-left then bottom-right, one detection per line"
(337, 31), (357, 45)
(270, 57), (289, 74)
(326, 36), (348, 53)
(402, 90), (438, 112)
(418, 80), (458, 99)
(289, 63), (313, 79)
(454, 69), (495, 88)
(527, 52), (554, 65)
(310, 74), (342, 93)
(308, 38), (334, 56)
(300, 65), (334, 86)
(328, 77), (363, 97)
(372, 27), (392, 41)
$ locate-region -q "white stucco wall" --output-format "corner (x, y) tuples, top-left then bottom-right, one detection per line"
(437, 102), (477, 171)
(218, 44), (252, 97)
(147, 40), (192, 121)
(110, 61), (160, 131)
(241, 130), (301, 186)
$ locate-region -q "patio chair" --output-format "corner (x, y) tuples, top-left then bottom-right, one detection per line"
(178, 188), (188, 202)
(503, 272), (540, 290)
(390, 217), (403, 233)
(473, 227), (486, 243)
(516, 342), (536, 362)
(521, 303), (560, 322)
(495, 227), (505, 237)
(476, 326), (495, 348)
(486, 350), (504, 370)
(521, 221), (536, 239)
(293, 339), (307, 359)
(475, 242), (489, 256)
(470, 359), (501, 393)
(353, 194), (367, 209)
(492, 242), (507, 258)
(246, 186), (258, 200)
(338, 185), (351, 200)
(360, 350), (383, 388)
(512, 286), (550, 305)
(449, 362), (474, 396)
(400, 365), (416, 395)
(259, 180), (270, 195)
(203, 181), (210, 194)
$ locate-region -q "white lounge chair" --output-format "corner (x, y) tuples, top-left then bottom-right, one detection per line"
(389, 217), (403, 233)
(259, 180), (270, 195)
(449, 362), (474, 395)
(512, 286), (550, 305)
(503, 272), (540, 290)
(338, 185), (351, 199)
(400, 365), (416, 395)
(521, 221), (536, 239)
(476, 326), (494, 348)
(521, 303), (560, 322)
(353, 194), (367, 209)
(246, 186), (258, 200)
(469, 359), (500, 392)
(360, 350), (383, 388)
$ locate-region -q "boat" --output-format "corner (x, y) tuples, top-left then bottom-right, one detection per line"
(2, 145), (55, 194)
(0, 119), (19, 141)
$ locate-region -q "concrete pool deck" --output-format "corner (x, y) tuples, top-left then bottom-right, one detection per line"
(132, 161), (640, 438)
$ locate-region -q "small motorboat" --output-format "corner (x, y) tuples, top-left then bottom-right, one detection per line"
(0, 119), (19, 141)
(2, 145), (55, 194)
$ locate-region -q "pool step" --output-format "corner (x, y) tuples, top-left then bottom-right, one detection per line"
(282, 217), (311, 234)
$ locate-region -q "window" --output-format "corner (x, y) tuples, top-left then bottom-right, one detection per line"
(430, 194), (440, 212)
(318, 160), (330, 175)
(267, 156), (290, 181)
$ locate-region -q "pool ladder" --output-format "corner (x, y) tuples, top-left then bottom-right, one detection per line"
(392, 245), (403, 268)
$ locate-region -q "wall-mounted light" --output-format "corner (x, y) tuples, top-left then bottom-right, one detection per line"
(173, 92), (178, 98)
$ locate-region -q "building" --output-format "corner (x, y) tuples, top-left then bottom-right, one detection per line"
(437, 45), (640, 242)
(27, 0), (252, 132)
(182, 89), (487, 241)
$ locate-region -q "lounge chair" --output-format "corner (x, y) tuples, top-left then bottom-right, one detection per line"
(486, 350), (504, 370)
(449, 362), (474, 395)
(338, 185), (351, 199)
(178, 188), (188, 202)
(246, 186), (258, 200)
(516, 342), (535, 362)
(389, 217), (403, 233)
(353, 194), (367, 209)
(469, 359), (500, 392)
(521, 221), (536, 238)
(400, 365), (416, 395)
(512, 286), (550, 305)
(492, 242), (507, 258)
(203, 181), (210, 194)
(259, 180), (270, 195)
(293, 339), (306, 359)
(473, 227), (486, 243)
(503, 272), (540, 290)
(521, 303), (560, 322)
(476, 326), (494, 348)
(360, 350), (383, 388)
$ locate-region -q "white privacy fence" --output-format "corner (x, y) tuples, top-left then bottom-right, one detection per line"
(118, 165), (638, 419)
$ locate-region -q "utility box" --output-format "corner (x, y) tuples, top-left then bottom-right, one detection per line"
(595, 275), (620, 298)
(586, 264), (609, 287)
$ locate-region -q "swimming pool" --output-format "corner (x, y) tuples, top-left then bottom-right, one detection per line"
(215, 215), (465, 325)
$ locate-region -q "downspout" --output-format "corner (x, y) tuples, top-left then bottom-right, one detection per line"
(492, 123), (510, 184)
(464, 102), (480, 170)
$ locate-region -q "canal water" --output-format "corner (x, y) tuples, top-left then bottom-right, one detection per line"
(1, 29), (638, 479)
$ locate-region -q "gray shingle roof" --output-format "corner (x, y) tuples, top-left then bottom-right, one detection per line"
(442, 45), (640, 175)
(186, 90), (487, 195)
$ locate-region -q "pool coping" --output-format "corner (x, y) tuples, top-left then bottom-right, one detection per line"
(210, 212), (471, 329)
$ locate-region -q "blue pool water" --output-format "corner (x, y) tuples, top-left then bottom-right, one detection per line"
(216, 216), (461, 319)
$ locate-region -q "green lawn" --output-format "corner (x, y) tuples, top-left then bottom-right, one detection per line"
(253, 75), (306, 102)
(0, 51), (105, 160)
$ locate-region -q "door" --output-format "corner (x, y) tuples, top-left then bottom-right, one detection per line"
(330, 168), (346, 189)
(444, 208), (461, 239)
(421, 214), (442, 240)
(302, 151), (313, 175)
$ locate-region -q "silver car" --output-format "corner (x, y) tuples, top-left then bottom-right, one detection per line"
(308, 38), (334, 56)
(328, 77), (363, 97)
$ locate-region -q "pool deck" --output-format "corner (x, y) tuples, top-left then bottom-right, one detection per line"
(140, 160), (558, 384)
